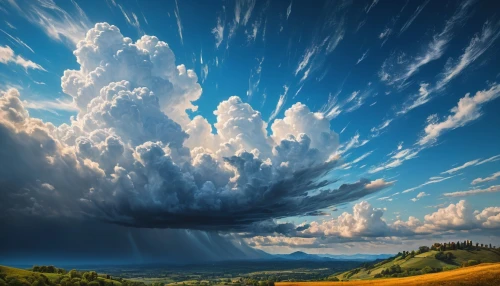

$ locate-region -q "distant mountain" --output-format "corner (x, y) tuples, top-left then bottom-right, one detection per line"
(272, 251), (393, 261)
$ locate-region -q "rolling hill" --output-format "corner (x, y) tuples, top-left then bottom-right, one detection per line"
(276, 262), (500, 285)
(331, 247), (500, 281)
(0, 265), (143, 286)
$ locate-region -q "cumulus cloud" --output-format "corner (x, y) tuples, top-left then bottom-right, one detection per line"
(0, 23), (392, 233)
(0, 45), (45, 71)
(244, 200), (500, 248)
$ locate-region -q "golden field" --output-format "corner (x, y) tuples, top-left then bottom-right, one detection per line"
(276, 263), (500, 286)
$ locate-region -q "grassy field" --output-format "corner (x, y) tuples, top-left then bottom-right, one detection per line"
(333, 248), (500, 280)
(276, 263), (500, 285)
(0, 265), (124, 285)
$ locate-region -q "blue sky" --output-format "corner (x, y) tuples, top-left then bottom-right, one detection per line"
(1, 0), (500, 259)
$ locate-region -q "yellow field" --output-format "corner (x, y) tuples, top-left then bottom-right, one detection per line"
(277, 263), (500, 286)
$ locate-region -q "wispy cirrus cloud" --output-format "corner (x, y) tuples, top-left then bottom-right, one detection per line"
(380, 0), (474, 86)
(418, 83), (500, 146)
(0, 29), (34, 53)
(399, 0), (430, 35)
(174, 0), (184, 44)
(268, 85), (289, 121)
(441, 155), (500, 175)
(6, 0), (90, 46)
(436, 20), (500, 90)
(0, 45), (45, 71)
(472, 171), (500, 185)
(402, 175), (455, 194)
(444, 185), (500, 197)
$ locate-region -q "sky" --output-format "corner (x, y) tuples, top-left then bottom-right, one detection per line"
(1, 0), (500, 264)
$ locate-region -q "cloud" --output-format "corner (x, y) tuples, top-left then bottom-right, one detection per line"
(245, 200), (500, 249)
(212, 14), (225, 49)
(293, 1), (349, 82)
(268, 85), (289, 121)
(380, 0), (474, 86)
(117, 4), (142, 34)
(472, 172), (500, 185)
(402, 175), (454, 193)
(436, 20), (500, 90)
(365, 0), (379, 14)
(399, 0), (430, 35)
(0, 29), (35, 53)
(443, 185), (500, 197)
(365, 179), (395, 191)
(23, 98), (78, 113)
(370, 119), (393, 135)
(6, 0), (90, 46)
(0, 23), (393, 233)
(174, 0), (183, 44)
(419, 83), (500, 145)
(441, 155), (500, 175)
(411, 191), (429, 202)
(356, 50), (369, 65)
(368, 146), (421, 174)
(247, 57), (264, 99)
(0, 45), (45, 71)
(286, 1), (292, 20)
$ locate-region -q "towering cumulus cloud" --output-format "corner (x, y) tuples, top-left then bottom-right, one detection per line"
(0, 23), (390, 233)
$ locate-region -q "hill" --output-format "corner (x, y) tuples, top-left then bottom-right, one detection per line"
(276, 263), (500, 285)
(332, 247), (500, 281)
(0, 265), (144, 286)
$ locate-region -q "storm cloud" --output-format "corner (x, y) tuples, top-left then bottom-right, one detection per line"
(0, 23), (392, 234)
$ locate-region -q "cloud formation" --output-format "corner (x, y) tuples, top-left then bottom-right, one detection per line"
(245, 200), (500, 249)
(0, 45), (45, 71)
(0, 23), (391, 232)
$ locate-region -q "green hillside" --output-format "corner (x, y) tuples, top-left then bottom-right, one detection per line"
(332, 246), (500, 281)
(0, 265), (146, 286)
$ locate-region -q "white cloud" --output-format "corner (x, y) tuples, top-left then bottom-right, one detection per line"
(0, 29), (34, 53)
(419, 84), (500, 145)
(365, 0), (379, 14)
(399, 0), (430, 35)
(472, 171), (500, 185)
(411, 191), (429, 202)
(173, 0), (184, 44)
(356, 50), (369, 65)
(1, 22), (393, 232)
(436, 20), (500, 90)
(212, 15), (225, 49)
(23, 98), (78, 113)
(441, 155), (500, 175)
(402, 175), (454, 193)
(365, 179), (395, 190)
(444, 185), (500, 197)
(0, 45), (45, 71)
(8, 0), (90, 46)
(286, 1), (292, 20)
(381, 0), (474, 86)
(268, 85), (289, 121)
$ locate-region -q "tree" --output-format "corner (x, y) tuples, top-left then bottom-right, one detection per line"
(419, 246), (429, 253)
(70, 270), (81, 279)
